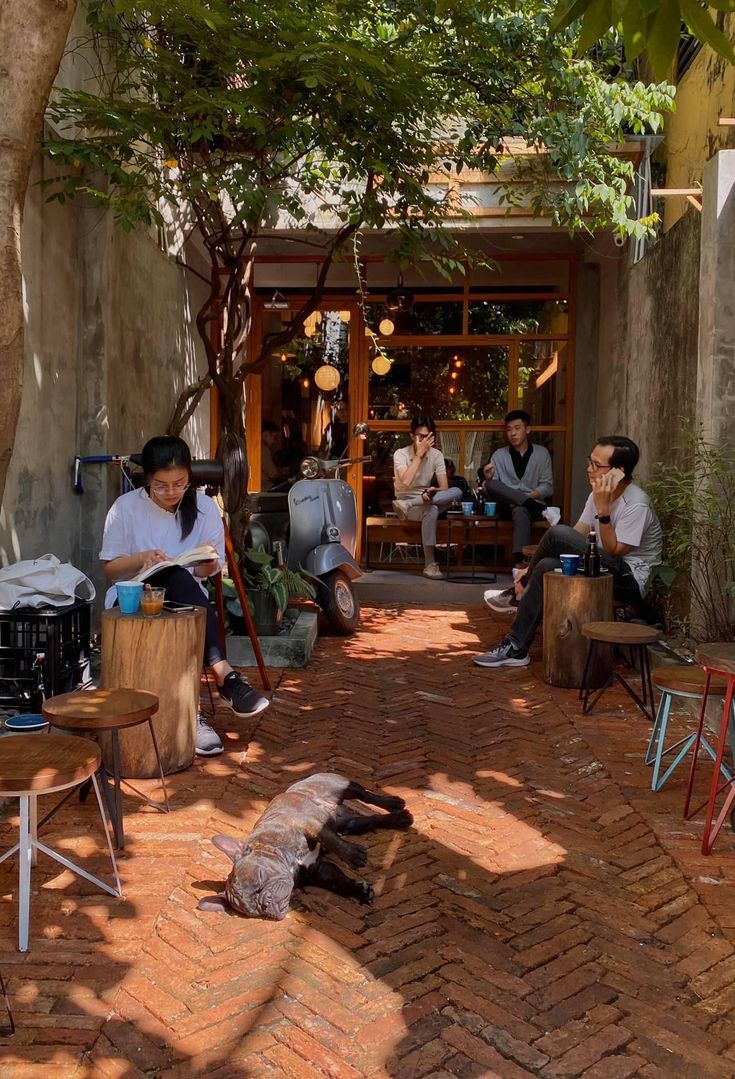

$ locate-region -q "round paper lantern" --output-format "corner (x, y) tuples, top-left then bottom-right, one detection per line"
(314, 364), (341, 392)
(339, 310), (351, 323)
(371, 356), (391, 376)
(378, 318), (395, 336)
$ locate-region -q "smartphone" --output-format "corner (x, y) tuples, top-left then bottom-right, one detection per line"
(163, 600), (196, 611)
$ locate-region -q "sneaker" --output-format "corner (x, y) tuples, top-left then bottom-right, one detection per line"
(196, 714), (223, 756)
(422, 562), (446, 580)
(219, 671), (270, 718)
(484, 587), (518, 614)
(473, 637), (530, 668)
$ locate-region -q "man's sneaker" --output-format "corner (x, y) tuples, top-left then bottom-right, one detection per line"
(484, 587), (518, 614)
(473, 637), (530, 668)
(196, 713), (223, 756)
(422, 562), (446, 580)
(219, 671), (270, 718)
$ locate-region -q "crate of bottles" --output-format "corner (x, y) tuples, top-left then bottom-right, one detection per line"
(0, 600), (91, 717)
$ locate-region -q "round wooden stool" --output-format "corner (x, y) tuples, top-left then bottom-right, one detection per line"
(579, 621), (661, 720)
(0, 734), (121, 952)
(684, 643), (735, 855)
(646, 665), (730, 791)
(43, 688), (166, 850)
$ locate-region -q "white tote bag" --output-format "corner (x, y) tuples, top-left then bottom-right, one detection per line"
(0, 554), (96, 610)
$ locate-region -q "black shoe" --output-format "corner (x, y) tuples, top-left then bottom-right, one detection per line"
(196, 713), (223, 756)
(472, 637), (530, 668)
(219, 672), (270, 718)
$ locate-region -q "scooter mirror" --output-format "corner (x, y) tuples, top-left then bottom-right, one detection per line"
(353, 422), (369, 439)
(300, 456), (320, 479)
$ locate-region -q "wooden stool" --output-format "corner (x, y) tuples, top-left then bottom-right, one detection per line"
(646, 665), (730, 791)
(684, 644), (735, 855)
(543, 572), (614, 688)
(580, 622), (660, 720)
(0, 734), (121, 952)
(101, 608), (205, 777)
(43, 688), (166, 850)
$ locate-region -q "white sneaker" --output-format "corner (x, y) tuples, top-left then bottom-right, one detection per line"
(422, 562), (446, 580)
(483, 587), (518, 614)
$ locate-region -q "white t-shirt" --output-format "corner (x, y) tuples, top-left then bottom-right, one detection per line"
(578, 483), (662, 596)
(99, 488), (225, 608)
(393, 445), (446, 498)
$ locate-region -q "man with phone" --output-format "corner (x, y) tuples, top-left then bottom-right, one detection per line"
(393, 415), (463, 579)
(474, 436), (662, 668)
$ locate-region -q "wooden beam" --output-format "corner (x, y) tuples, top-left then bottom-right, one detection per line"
(650, 187), (702, 196)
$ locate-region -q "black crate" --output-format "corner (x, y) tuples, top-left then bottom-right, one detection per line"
(0, 600), (91, 717)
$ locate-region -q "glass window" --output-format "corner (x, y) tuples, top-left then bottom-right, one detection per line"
(364, 301), (463, 336)
(518, 341), (568, 426)
(368, 345), (510, 421)
(468, 300), (568, 335)
(361, 430), (412, 515)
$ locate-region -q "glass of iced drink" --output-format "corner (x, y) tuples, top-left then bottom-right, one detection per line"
(141, 587), (165, 617)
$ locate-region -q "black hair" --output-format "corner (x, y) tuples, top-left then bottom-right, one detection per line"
(595, 435), (640, 478)
(444, 458), (455, 471)
(141, 436), (199, 541)
(410, 414), (436, 435)
(504, 409), (532, 426)
(262, 420), (279, 434)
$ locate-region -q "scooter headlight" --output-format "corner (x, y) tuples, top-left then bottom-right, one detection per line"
(300, 456), (320, 479)
(325, 525), (341, 542)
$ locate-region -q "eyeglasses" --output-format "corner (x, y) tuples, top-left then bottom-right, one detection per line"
(586, 457), (611, 473)
(150, 481), (189, 495)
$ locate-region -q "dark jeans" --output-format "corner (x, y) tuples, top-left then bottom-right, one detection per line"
(147, 566), (224, 667)
(483, 479), (546, 556)
(508, 525), (641, 653)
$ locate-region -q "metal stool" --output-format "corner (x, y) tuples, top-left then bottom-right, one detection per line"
(684, 643), (735, 855)
(580, 621), (660, 721)
(43, 688), (167, 850)
(0, 734), (121, 951)
(646, 665), (731, 791)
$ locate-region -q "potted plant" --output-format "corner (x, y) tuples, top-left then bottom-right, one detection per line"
(224, 546), (317, 636)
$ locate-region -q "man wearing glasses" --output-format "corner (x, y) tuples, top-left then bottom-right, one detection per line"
(474, 436), (662, 669)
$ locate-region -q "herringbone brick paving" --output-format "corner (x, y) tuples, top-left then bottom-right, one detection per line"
(1, 603), (735, 1076)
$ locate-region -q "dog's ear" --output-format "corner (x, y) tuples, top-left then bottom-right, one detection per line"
(211, 834), (247, 862)
(197, 893), (229, 913)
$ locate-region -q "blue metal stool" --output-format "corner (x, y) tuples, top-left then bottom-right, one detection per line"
(646, 665), (731, 791)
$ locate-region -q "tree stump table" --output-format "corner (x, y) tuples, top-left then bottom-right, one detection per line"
(542, 571), (613, 689)
(101, 607), (206, 778)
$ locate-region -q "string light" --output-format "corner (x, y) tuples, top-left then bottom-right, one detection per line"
(302, 378), (310, 389)
(378, 317), (395, 336)
(451, 371), (458, 380)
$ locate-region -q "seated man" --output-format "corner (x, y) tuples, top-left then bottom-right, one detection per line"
(474, 436), (662, 668)
(393, 415), (462, 579)
(480, 410), (553, 566)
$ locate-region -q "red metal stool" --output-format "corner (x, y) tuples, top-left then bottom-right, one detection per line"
(683, 643), (735, 855)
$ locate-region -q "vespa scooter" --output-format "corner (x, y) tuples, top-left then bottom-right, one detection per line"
(247, 427), (370, 634)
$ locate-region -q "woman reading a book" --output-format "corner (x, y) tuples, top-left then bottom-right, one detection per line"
(100, 436), (269, 757)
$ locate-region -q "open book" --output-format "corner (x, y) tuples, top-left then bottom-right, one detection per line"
(132, 544), (219, 583)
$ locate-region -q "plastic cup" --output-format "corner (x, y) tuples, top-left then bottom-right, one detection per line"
(461, 502), (474, 517)
(559, 554), (580, 577)
(141, 587), (165, 617)
(484, 502), (496, 516)
(116, 581), (143, 614)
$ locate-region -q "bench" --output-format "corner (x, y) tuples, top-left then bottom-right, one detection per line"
(364, 516), (548, 570)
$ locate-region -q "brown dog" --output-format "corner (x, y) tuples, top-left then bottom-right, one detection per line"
(197, 772), (412, 920)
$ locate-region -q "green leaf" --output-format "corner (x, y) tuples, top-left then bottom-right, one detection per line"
(621, 1), (648, 61)
(680, 0), (735, 64)
(646, 0), (682, 81)
(577, 0), (613, 53)
(551, 0), (592, 32)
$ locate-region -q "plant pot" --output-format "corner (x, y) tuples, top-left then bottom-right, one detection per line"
(251, 589), (282, 636)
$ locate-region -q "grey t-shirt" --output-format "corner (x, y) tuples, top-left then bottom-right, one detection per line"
(579, 483), (662, 596)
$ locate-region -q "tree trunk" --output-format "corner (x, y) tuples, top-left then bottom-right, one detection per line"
(542, 571), (614, 688)
(0, 0), (78, 506)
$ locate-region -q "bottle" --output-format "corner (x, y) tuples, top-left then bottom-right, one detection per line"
(32, 652), (46, 711)
(583, 529), (601, 578)
(474, 483), (484, 516)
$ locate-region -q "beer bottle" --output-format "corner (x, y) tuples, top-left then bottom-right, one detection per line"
(583, 529), (601, 578)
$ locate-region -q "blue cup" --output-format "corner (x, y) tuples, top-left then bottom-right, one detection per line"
(116, 581), (143, 614)
(559, 554), (580, 577)
(484, 502), (496, 516)
(461, 502), (474, 516)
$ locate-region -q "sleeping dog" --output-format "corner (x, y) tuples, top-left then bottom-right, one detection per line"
(198, 772), (412, 920)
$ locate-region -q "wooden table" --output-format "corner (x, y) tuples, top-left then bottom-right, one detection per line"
(445, 514), (500, 582)
(543, 571), (614, 688)
(101, 607), (206, 778)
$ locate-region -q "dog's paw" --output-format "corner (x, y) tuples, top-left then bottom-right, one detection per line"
(384, 795), (406, 812)
(358, 882), (374, 905)
(392, 809), (413, 830)
(344, 843), (368, 868)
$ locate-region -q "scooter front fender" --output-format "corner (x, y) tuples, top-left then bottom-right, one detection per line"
(307, 545), (362, 581)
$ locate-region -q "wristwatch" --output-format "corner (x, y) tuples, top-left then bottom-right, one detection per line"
(595, 513), (611, 524)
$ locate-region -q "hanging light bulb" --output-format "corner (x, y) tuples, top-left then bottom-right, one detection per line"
(280, 353), (288, 363)
(449, 386), (456, 395)
(451, 371), (458, 380)
(371, 356), (391, 376)
(314, 364), (341, 391)
(378, 317), (395, 336)
(302, 378), (310, 389)
(454, 358), (463, 368)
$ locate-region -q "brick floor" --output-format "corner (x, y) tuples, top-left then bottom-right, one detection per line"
(1, 603), (735, 1076)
